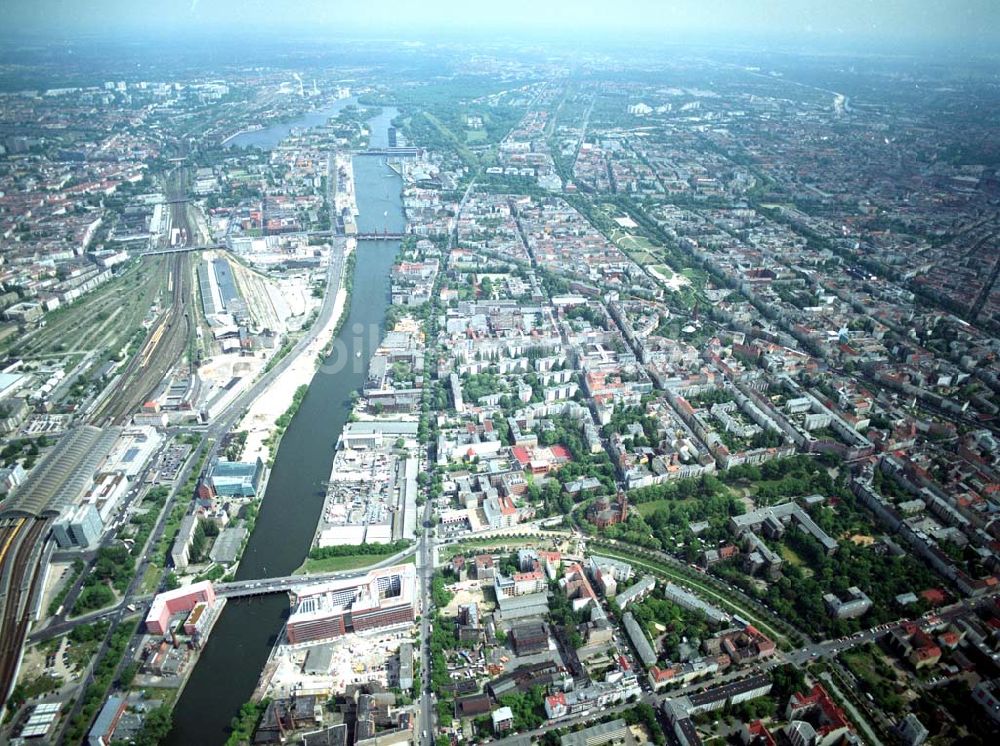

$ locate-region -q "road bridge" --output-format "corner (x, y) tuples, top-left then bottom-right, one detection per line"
(28, 544), (416, 643)
(146, 197), (192, 206)
(355, 232), (406, 240)
(363, 147), (419, 157)
(212, 572), (360, 598)
(213, 548), (417, 598)
(304, 230), (407, 241)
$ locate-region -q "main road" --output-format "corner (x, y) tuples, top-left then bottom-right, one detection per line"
(417, 484), (435, 745)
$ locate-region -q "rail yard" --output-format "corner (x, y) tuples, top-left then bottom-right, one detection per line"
(87, 251), (194, 425)
(0, 168), (204, 710)
(88, 170), (198, 426)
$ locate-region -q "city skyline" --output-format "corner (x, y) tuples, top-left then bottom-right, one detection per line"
(2, 0), (999, 55)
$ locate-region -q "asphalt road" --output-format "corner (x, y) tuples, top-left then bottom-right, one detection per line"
(418, 457), (435, 746)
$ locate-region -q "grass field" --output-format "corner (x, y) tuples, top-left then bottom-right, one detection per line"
(780, 544), (802, 566)
(617, 233), (657, 252)
(66, 636), (102, 672)
(139, 564), (162, 595)
(635, 497), (697, 518)
(681, 266), (708, 288)
(465, 129), (487, 143)
(629, 249), (660, 265)
(135, 686), (179, 708)
(839, 646), (904, 714)
(605, 226), (663, 265)
(294, 551), (403, 575)
(423, 111), (478, 166)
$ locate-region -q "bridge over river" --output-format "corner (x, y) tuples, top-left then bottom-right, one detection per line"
(27, 545), (416, 644)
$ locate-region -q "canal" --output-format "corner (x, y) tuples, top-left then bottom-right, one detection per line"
(166, 111), (404, 745)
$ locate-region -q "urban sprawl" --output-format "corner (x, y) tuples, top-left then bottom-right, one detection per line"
(0, 38), (999, 746)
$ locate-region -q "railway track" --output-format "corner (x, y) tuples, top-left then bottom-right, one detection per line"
(88, 250), (193, 426)
(0, 518), (26, 572)
(88, 168), (198, 426)
(0, 518), (49, 705)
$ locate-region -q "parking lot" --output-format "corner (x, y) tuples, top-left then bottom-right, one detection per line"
(153, 442), (192, 483)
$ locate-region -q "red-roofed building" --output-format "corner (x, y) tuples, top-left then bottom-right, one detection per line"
(649, 666), (676, 691)
(537, 550), (562, 574)
(921, 588), (948, 607)
(890, 621), (945, 670)
(785, 684), (851, 746)
(910, 644), (941, 669)
(144, 581), (217, 635)
(511, 446), (532, 468)
(742, 720), (777, 746)
(509, 444), (572, 475)
(704, 626), (777, 665)
(719, 544), (740, 560)
(937, 630), (962, 649)
(545, 692), (568, 719)
(562, 562), (598, 609)
(513, 569), (545, 584)
(587, 492), (629, 528)
(483, 494), (519, 529)
(473, 555), (495, 583)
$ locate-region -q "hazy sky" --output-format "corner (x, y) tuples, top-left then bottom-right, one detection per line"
(4, 0), (999, 51)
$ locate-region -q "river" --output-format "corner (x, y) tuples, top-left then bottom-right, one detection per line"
(166, 113), (404, 745)
(364, 106), (399, 149)
(225, 97), (357, 150)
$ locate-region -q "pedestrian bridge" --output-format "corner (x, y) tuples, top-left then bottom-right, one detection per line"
(141, 243), (225, 256)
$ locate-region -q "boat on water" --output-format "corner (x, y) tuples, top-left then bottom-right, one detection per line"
(355, 351), (362, 358)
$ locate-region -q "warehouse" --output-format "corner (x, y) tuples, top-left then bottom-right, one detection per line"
(510, 621), (550, 656)
(496, 592), (549, 622)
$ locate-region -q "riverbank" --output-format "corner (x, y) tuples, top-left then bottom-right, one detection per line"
(220, 126), (263, 146)
(165, 107), (406, 745)
(238, 242), (354, 465)
(136, 596), (228, 700)
(333, 152), (359, 219)
(224, 96), (357, 150)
